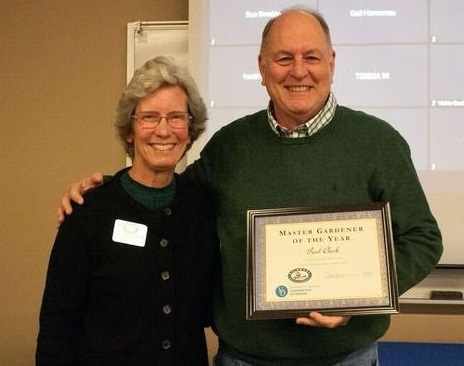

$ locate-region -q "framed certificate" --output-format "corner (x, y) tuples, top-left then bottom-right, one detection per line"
(246, 202), (399, 319)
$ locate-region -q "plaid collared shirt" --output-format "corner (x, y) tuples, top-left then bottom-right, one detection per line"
(268, 92), (337, 138)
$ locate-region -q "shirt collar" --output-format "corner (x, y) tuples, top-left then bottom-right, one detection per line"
(267, 92), (337, 138)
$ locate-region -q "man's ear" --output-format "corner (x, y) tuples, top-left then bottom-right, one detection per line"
(329, 50), (336, 84)
(258, 55), (266, 86)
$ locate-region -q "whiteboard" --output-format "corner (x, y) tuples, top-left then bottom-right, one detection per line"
(127, 21), (188, 82)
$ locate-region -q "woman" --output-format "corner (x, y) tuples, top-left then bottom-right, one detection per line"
(37, 56), (219, 365)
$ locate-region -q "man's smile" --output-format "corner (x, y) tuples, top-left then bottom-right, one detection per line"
(287, 85), (311, 92)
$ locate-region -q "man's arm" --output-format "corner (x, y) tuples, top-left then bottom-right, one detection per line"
(57, 172), (104, 224)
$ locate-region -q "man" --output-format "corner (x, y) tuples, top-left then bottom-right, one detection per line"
(59, 7), (442, 365)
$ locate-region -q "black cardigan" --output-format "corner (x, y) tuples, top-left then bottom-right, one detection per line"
(37, 170), (219, 365)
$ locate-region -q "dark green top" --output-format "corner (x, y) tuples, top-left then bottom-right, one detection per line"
(185, 106), (443, 365)
(120, 171), (175, 209)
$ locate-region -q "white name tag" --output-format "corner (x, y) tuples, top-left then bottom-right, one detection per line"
(112, 219), (147, 247)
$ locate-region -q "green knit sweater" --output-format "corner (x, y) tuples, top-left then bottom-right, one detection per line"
(185, 106), (442, 365)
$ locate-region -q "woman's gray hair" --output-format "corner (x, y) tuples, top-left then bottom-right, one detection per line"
(115, 56), (208, 159)
(260, 6), (332, 55)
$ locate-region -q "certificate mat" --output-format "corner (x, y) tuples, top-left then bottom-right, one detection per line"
(246, 203), (399, 319)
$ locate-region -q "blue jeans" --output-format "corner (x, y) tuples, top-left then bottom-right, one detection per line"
(214, 342), (379, 366)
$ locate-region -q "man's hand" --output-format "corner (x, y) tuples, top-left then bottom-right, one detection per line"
(56, 172), (104, 225)
(296, 312), (351, 329)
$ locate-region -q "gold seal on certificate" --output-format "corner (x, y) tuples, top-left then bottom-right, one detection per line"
(246, 202), (399, 319)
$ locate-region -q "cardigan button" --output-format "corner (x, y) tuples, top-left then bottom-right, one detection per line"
(161, 339), (171, 349)
(159, 238), (169, 248)
(161, 271), (170, 280)
(164, 207), (172, 216)
(162, 305), (172, 314)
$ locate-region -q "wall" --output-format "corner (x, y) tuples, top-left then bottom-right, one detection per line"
(0, 1), (188, 364)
